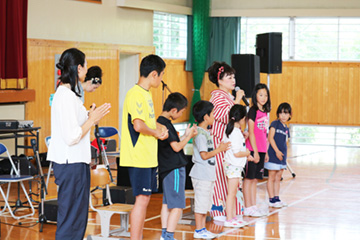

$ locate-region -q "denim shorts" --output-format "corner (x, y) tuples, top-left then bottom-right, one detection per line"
(264, 162), (287, 171)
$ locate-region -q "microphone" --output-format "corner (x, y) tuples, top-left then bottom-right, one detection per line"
(235, 86), (249, 106)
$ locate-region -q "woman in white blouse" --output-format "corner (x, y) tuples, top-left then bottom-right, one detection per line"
(47, 48), (110, 240)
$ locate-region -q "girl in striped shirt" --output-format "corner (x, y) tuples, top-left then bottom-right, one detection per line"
(208, 61), (246, 219)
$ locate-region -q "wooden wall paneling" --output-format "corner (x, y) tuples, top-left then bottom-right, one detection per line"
(83, 48), (120, 146)
(27, 39), (154, 153)
(353, 67), (360, 124)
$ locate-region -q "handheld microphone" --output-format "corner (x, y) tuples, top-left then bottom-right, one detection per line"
(235, 86), (249, 106)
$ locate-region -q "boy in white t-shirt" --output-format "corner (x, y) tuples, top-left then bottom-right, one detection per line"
(190, 100), (230, 239)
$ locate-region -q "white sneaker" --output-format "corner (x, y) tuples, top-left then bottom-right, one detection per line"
(269, 200), (287, 208)
(269, 201), (282, 208)
(224, 218), (244, 228)
(236, 218), (248, 226)
(244, 206), (263, 217)
(194, 229), (216, 239)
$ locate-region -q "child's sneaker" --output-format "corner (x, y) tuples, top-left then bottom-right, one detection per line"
(278, 200), (287, 207)
(244, 206), (263, 217)
(193, 229), (216, 239)
(224, 218), (245, 228)
(269, 201), (283, 208)
(235, 215), (249, 226)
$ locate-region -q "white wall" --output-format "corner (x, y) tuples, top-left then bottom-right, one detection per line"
(28, 0), (154, 46)
(211, 0), (360, 16)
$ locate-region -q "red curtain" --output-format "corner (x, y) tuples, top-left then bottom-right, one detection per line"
(0, 0), (28, 89)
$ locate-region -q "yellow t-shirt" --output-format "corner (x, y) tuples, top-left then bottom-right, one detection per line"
(120, 85), (157, 168)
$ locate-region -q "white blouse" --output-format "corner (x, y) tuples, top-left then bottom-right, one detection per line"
(47, 85), (91, 164)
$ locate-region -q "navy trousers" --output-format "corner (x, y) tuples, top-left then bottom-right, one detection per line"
(53, 162), (90, 240)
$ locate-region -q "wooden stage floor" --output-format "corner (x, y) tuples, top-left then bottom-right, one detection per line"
(1, 144), (360, 239)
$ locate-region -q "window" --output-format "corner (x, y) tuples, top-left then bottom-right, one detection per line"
(153, 12), (187, 59)
(290, 124), (360, 147)
(241, 17), (360, 61)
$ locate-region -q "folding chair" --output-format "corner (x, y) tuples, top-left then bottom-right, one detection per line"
(0, 143), (35, 219)
(96, 127), (119, 164)
(87, 166), (133, 240)
(93, 127), (119, 183)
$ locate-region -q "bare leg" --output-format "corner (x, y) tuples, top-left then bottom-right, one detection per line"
(250, 179), (258, 206)
(226, 178), (239, 220)
(267, 170), (276, 199)
(194, 212), (206, 230)
(274, 170), (284, 197)
(161, 204), (170, 229)
(166, 208), (183, 232)
(130, 194), (151, 240)
(243, 178), (252, 208)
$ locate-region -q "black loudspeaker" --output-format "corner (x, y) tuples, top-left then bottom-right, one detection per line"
(116, 157), (131, 187)
(256, 32), (282, 74)
(103, 186), (135, 204)
(39, 199), (58, 222)
(231, 54), (260, 98)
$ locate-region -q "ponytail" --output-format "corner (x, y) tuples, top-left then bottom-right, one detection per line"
(226, 104), (247, 138)
(225, 118), (236, 138)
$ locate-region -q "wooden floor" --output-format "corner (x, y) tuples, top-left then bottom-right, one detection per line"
(1, 144), (360, 240)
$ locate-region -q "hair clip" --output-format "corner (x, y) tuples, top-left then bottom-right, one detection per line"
(217, 66), (224, 80)
(231, 117), (235, 120)
(91, 77), (102, 85)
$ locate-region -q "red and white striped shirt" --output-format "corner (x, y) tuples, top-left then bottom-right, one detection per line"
(209, 89), (235, 141)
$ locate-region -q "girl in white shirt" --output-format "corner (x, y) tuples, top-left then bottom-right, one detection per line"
(47, 48), (110, 240)
(222, 104), (253, 228)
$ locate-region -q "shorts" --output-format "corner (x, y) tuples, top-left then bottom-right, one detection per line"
(223, 161), (244, 179)
(264, 162), (287, 171)
(162, 167), (186, 209)
(244, 152), (265, 180)
(191, 178), (214, 214)
(128, 167), (158, 196)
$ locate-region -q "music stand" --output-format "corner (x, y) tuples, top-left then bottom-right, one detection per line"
(30, 139), (48, 232)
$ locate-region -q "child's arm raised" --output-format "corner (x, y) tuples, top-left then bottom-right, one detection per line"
(268, 127), (283, 160)
(200, 141), (231, 160)
(170, 124), (198, 152)
(133, 119), (168, 140)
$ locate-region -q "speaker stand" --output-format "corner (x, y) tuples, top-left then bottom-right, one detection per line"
(267, 73), (270, 119)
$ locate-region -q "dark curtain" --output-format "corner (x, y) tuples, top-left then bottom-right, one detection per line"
(186, 16), (241, 71)
(0, 0), (28, 89)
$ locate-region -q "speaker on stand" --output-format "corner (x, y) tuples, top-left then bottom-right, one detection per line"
(256, 32), (283, 90)
(255, 32), (284, 178)
(231, 54), (260, 99)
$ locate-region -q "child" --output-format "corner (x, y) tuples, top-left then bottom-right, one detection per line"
(190, 100), (231, 238)
(223, 104), (253, 227)
(265, 102), (291, 208)
(120, 54), (168, 240)
(243, 83), (271, 217)
(157, 92), (198, 240)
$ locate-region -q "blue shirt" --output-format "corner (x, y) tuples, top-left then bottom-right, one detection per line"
(267, 120), (290, 165)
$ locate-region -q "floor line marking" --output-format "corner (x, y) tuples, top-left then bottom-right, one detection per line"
(217, 188), (329, 237)
(144, 205), (191, 222)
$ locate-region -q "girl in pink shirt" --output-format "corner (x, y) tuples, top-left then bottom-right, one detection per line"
(243, 83), (271, 217)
